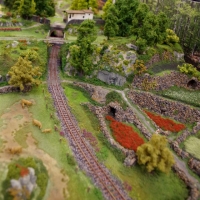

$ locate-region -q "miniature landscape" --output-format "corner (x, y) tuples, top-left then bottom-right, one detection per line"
(0, 0), (200, 200)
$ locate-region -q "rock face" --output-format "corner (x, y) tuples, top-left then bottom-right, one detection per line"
(174, 51), (184, 61)
(126, 43), (138, 51)
(10, 167), (37, 195)
(97, 71), (126, 86)
(128, 90), (200, 123)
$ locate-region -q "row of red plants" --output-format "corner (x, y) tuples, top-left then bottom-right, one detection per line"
(0, 27), (21, 31)
(106, 115), (144, 151)
(144, 110), (186, 132)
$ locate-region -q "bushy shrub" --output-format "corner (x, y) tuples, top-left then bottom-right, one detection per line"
(178, 63), (200, 80)
(132, 60), (147, 75)
(136, 38), (147, 53)
(105, 91), (128, 109)
(165, 29), (179, 44)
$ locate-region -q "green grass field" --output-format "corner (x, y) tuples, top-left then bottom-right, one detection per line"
(157, 86), (200, 107)
(0, 85), (103, 200)
(64, 84), (188, 200)
(185, 136), (200, 160)
(0, 26), (48, 39)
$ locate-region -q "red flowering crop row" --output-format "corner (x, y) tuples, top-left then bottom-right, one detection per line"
(144, 110), (186, 132)
(106, 115), (144, 151)
(0, 27), (21, 31)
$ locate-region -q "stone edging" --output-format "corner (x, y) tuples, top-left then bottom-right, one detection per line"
(0, 86), (20, 93)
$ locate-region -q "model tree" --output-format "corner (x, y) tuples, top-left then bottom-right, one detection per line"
(114, 0), (139, 36)
(104, 5), (119, 40)
(71, 0), (97, 10)
(8, 56), (42, 92)
(136, 134), (174, 173)
(69, 20), (97, 75)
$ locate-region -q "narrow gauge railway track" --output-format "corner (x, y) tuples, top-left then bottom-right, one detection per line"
(48, 44), (131, 200)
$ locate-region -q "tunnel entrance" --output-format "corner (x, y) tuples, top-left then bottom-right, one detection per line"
(49, 23), (66, 39)
(109, 107), (116, 118)
(50, 30), (64, 38)
(187, 79), (197, 89)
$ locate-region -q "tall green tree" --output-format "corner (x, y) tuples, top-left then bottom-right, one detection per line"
(136, 134), (174, 173)
(8, 56), (42, 91)
(69, 20), (97, 75)
(102, 0), (112, 19)
(115, 0), (139, 36)
(104, 5), (119, 40)
(33, 0), (55, 17)
(71, 0), (97, 10)
(132, 3), (150, 39)
(138, 11), (159, 46)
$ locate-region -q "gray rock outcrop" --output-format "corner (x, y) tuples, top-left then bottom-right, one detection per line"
(97, 71), (126, 86)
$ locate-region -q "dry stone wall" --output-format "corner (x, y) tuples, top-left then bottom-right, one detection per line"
(128, 90), (200, 123)
(0, 86), (20, 93)
(132, 71), (200, 91)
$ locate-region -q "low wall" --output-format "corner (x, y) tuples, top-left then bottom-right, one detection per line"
(132, 71), (200, 91)
(0, 86), (20, 93)
(128, 90), (200, 123)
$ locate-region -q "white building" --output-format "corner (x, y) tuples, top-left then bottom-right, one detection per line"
(64, 10), (93, 23)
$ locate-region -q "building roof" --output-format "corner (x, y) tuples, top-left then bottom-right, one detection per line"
(65, 9), (93, 14)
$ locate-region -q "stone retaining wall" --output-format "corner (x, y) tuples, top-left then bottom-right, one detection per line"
(128, 90), (200, 123)
(172, 164), (199, 200)
(132, 71), (200, 91)
(0, 86), (20, 93)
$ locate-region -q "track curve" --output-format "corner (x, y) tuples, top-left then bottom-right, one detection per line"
(48, 44), (131, 200)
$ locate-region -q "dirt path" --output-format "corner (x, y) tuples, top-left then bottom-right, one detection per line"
(0, 102), (69, 200)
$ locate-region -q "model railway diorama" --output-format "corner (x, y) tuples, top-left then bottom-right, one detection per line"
(0, 0), (200, 200)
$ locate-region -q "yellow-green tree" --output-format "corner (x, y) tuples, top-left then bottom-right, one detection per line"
(133, 60), (147, 75)
(136, 134), (174, 173)
(8, 56), (42, 92)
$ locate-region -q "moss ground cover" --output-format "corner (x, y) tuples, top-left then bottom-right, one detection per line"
(157, 86), (200, 107)
(64, 84), (188, 200)
(0, 86), (103, 200)
(145, 110), (185, 132)
(184, 136), (200, 160)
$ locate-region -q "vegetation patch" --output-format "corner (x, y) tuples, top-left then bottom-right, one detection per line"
(184, 137), (200, 160)
(106, 115), (144, 151)
(105, 91), (128, 109)
(145, 110), (185, 132)
(157, 86), (200, 108)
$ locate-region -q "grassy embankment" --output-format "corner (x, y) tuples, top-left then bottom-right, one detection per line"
(0, 86), (103, 200)
(64, 83), (188, 200)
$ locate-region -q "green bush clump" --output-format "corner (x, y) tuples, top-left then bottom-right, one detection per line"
(105, 91), (128, 110)
(178, 63), (200, 80)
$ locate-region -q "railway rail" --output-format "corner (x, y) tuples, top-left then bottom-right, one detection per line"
(48, 44), (131, 200)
